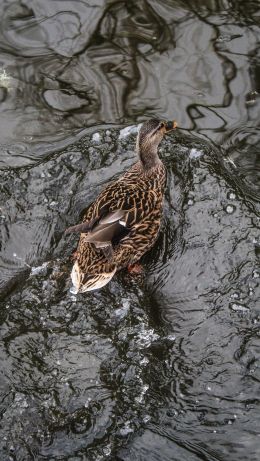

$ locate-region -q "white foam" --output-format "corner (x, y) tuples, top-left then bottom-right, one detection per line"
(30, 262), (48, 275)
(119, 124), (141, 139)
(120, 421), (134, 436)
(69, 285), (78, 295)
(135, 383), (149, 403)
(225, 204), (235, 214)
(167, 334), (176, 342)
(92, 132), (101, 143)
(114, 299), (130, 319)
(189, 148), (203, 159)
(136, 326), (159, 348)
(230, 303), (249, 313)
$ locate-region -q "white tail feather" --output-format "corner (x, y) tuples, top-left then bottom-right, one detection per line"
(71, 261), (116, 293)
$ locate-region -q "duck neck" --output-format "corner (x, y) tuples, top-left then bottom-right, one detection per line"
(137, 144), (160, 170)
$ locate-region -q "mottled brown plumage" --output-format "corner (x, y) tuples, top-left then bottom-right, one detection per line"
(66, 118), (177, 292)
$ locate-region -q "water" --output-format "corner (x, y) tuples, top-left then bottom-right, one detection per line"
(0, 1), (259, 460)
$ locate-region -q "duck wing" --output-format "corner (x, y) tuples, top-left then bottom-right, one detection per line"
(67, 208), (134, 261)
(86, 209), (132, 259)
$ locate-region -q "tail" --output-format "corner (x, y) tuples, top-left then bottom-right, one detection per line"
(71, 261), (116, 293)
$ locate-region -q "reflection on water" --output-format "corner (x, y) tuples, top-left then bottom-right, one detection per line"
(0, 0), (259, 162)
(0, 1), (259, 460)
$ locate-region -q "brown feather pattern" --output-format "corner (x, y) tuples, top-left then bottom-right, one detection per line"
(77, 161), (166, 273)
(67, 118), (176, 292)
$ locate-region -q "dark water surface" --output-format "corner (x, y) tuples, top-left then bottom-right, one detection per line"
(0, 1), (259, 460)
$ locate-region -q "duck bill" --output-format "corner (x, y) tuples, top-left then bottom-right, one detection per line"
(165, 120), (178, 132)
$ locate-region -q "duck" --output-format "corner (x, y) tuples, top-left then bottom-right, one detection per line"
(65, 118), (177, 292)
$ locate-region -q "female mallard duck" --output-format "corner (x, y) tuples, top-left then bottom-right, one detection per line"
(66, 119), (177, 292)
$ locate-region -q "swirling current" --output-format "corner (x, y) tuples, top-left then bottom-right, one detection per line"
(0, 1), (259, 460)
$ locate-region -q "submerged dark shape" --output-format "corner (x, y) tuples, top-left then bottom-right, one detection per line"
(66, 119), (177, 292)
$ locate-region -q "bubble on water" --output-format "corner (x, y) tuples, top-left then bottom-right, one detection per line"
(7, 143), (27, 156)
(216, 34), (232, 42)
(103, 445), (112, 456)
(228, 419), (233, 425)
(50, 201), (58, 207)
(225, 204), (235, 214)
(227, 191), (236, 200)
(167, 334), (176, 342)
(252, 270), (259, 279)
(249, 288), (254, 296)
(12, 253), (30, 267)
(246, 91), (258, 105)
(92, 132), (101, 143)
(207, 386), (212, 391)
(231, 292), (240, 299)
(40, 317), (46, 326)
(230, 303), (249, 313)
(188, 198), (194, 206)
(84, 398), (91, 408)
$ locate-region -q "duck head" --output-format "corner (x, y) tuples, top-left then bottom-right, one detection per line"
(136, 118), (177, 169)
